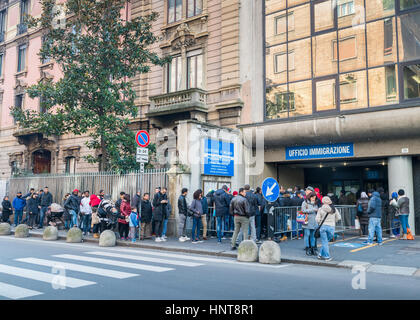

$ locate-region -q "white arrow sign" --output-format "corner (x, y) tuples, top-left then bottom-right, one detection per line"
(266, 183), (277, 196)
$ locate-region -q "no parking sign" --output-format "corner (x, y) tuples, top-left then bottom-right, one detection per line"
(136, 130), (150, 148)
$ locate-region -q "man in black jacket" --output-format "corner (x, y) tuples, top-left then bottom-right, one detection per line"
(64, 189), (80, 228)
(140, 193), (153, 240)
(244, 184), (259, 242)
(38, 186), (53, 229)
(230, 188), (251, 250)
(214, 185), (231, 243)
(131, 191), (141, 214)
(153, 188), (168, 242)
(177, 188), (191, 242)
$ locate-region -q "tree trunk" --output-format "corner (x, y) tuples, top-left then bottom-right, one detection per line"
(100, 135), (108, 172)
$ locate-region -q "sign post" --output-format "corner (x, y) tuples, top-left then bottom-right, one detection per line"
(262, 177), (280, 241)
(135, 130), (150, 240)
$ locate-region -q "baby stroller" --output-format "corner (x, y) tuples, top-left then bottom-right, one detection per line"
(92, 196), (119, 238)
(46, 203), (65, 228)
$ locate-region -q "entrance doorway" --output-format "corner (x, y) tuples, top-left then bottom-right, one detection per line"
(32, 149), (51, 174)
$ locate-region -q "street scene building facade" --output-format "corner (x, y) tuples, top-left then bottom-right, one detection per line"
(241, 0), (420, 234)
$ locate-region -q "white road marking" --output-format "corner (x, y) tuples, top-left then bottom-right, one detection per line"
(85, 251), (204, 267)
(0, 281), (43, 299)
(15, 258), (139, 279)
(53, 254), (174, 272)
(0, 264), (95, 288)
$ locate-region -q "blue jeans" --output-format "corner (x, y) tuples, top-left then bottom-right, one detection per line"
(320, 225), (335, 258)
(69, 210), (78, 228)
(399, 215), (410, 234)
(39, 206), (49, 228)
(162, 219), (168, 237)
(192, 216), (202, 240)
(216, 216), (224, 241)
(368, 217), (382, 243)
(82, 214), (91, 233)
(304, 228), (315, 248)
(14, 210), (23, 226)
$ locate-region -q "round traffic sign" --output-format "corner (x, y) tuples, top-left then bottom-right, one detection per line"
(136, 130), (150, 148)
(262, 177), (280, 203)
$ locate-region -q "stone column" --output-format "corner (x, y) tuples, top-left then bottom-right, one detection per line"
(388, 156), (415, 234)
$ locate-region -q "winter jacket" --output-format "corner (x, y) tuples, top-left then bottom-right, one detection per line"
(178, 194), (188, 216)
(27, 198), (40, 215)
(39, 192), (53, 207)
(89, 194), (101, 208)
(189, 199), (203, 218)
(301, 200), (319, 230)
(397, 196), (410, 215)
(229, 194), (251, 217)
(316, 204), (341, 227)
(129, 211), (139, 228)
(131, 194), (141, 213)
(2, 200), (12, 215)
(245, 191), (259, 217)
(367, 192), (382, 219)
(12, 196), (26, 210)
(80, 197), (92, 215)
(118, 200), (131, 224)
(278, 194), (293, 207)
(206, 191), (215, 208)
(140, 200), (153, 223)
(201, 196), (209, 216)
(115, 199), (123, 213)
(64, 194), (80, 213)
(214, 189), (230, 217)
(291, 196), (304, 207)
(152, 192), (168, 221)
(255, 193), (264, 215)
(356, 197), (370, 224)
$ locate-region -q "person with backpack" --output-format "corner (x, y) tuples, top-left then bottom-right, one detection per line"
(316, 196), (341, 261)
(177, 188), (191, 242)
(64, 189), (81, 228)
(214, 185), (230, 243)
(129, 208), (139, 243)
(363, 191), (383, 245)
(356, 192), (370, 236)
(1, 196), (12, 223)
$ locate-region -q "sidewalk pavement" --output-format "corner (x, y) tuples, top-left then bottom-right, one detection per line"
(8, 226), (420, 276)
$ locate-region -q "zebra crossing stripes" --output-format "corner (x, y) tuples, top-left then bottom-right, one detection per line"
(0, 264), (95, 288)
(0, 282), (43, 300)
(85, 251), (205, 267)
(15, 258), (139, 279)
(52, 254), (175, 272)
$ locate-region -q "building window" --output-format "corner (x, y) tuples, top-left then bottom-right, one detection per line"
(39, 95), (48, 114)
(65, 156), (76, 173)
(0, 53), (4, 77)
(275, 12), (294, 35)
(17, 44), (26, 72)
(187, 50), (203, 89)
(20, 0), (28, 24)
(340, 77), (357, 103)
(168, 0), (182, 24)
(11, 161), (19, 175)
(0, 9), (6, 42)
(274, 52), (286, 73)
(400, 0), (420, 11)
(402, 63), (420, 100)
(337, 0), (355, 18)
(383, 18), (393, 55)
(385, 66), (397, 101)
(14, 94), (24, 124)
(313, 0), (336, 34)
(41, 35), (51, 64)
(187, 0), (203, 18)
(333, 37), (356, 61)
(166, 55), (182, 92)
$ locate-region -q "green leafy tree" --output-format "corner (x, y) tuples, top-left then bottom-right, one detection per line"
(11, 0), (169, 172)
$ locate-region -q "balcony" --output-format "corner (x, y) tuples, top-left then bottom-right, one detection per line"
(17, 23), (27, 36)
(147, 88), (208, 118)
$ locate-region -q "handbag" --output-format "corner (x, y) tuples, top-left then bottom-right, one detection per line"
(354, 218), (360, 230)
(314, 212), (329, 238)
(91, 213), (100, 225)
(296, 211), (308, 224)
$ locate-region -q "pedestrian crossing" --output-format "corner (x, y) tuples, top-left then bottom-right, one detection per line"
(0, 248), (217, 300)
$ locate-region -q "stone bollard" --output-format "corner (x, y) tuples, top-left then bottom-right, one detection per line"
(0, 222), (11, 235)
(237, 240), (258, 262)
(66, 227), (83, 243)
(14, 224), (29, 238)
(43, 226), (58, 241)
(258, 240), (281, 264)
(99, 230), (116, 247)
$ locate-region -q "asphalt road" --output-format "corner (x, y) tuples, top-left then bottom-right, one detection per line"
(0, 236), (419, 300)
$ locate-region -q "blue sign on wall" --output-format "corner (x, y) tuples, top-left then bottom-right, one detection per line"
(203, 139), (234, 177)
(286, 143), (354, 161)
